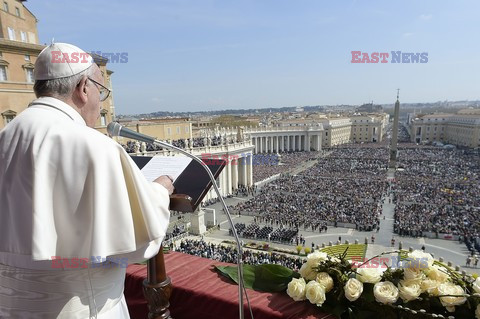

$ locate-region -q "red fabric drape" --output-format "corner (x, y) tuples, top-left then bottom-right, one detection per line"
(125, 251), (334, 319)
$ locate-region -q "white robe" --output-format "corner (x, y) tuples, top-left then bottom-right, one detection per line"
(0, 97), (170, 318)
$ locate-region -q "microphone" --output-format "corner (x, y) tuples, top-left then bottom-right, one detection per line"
(107, 122), (155, 144)
(107, 122), (247, 319)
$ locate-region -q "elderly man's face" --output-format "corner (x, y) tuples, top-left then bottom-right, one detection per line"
(82, 65), (103, 128)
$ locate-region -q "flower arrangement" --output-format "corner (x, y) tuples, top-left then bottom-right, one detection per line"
(286, 249), (480, 318)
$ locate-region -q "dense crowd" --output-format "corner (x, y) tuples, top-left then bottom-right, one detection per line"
(177, 239), (305, 270)
(229, 223), (298, 244)
(236, 191), (381, 231)
(393, 147), (480, 240)
(237, 146), (388, 231)
(394, 204), (480, 238)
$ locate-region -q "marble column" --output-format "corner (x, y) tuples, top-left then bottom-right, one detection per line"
(221, 169), (227, 196)
(238, 158), (244, 186)
(226, 161), (232, 195)
(287, 135), (290, 152)
(292, 135), (296, 152)
(242, 156), (247, 186)
(247, 154), (253, 186)
(232, 158), (238, 190)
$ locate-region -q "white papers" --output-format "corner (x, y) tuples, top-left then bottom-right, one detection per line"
(140, 156), (192, 182)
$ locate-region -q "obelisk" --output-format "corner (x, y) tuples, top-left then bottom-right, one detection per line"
(389, 89), (400, 168)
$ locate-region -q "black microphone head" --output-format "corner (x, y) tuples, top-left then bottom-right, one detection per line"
(107, 122), (122, 137)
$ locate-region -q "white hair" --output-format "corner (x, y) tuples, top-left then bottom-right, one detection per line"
(33, 65), (96, 98)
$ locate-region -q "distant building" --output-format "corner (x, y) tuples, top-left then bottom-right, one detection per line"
(318, 117), (352, 147)
(295, 106), (304, 112)
(115, 117), (192, 142)
(350, 114), (389, 143)
(0, 0), (116, 131)
(277, 112), (388, 147)
(0, 0), (42, 129)
(410, 109), (480, 148)
(356, 102), (383, 113)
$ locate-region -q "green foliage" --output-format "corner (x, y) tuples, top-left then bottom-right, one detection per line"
(215, 264), (300, 292)
(296, 245), (303, 254)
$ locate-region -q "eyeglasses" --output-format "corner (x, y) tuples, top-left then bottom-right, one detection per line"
(87, 77), (111, 102)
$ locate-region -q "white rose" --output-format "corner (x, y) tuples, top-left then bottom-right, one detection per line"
(426, 265), (449, 283)
(407, 250), (434, 268)
(374, 281), (399, 304)
(287, 277), (307, 301)
(305, 280), (326, 306)
(475, 304), (480, 319)
(344, 278), (363, 302)
(316, 272), (334, 292)
(473, 277), (480, 294)
(299, 263), (318, 281)
(421, 279), (441, 296)
(403, 267), (425, 281)
(306, 251), (328, 267)
(373, 281), (399, 304)
(398, 279), (422, 302)
(356, 267), (384, 284)
(437, 282), (467, 309)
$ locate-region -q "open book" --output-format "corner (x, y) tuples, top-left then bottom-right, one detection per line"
(131, 155), (226, 212)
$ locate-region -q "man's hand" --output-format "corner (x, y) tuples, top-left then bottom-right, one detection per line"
(154, 175), (175, 195)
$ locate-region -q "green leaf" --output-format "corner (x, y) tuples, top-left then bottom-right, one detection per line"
(215, 264), (300, 293)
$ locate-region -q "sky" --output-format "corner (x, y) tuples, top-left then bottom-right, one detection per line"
(27, 0), (480, 114)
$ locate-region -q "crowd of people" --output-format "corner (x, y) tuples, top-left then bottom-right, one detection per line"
(393, 147), (480, 241)
(230, 223), (298, 244)
(236, 146), (388, 232)
(394, 203), (480, 238)
(177, 239), (305, 270)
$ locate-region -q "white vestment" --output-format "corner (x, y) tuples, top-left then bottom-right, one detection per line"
(0, 97), (171, 318)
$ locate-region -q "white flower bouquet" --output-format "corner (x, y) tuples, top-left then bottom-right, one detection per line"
(286, 249), (480, 318)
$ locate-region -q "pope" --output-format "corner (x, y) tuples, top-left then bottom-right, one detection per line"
(0, 42), (173, 318)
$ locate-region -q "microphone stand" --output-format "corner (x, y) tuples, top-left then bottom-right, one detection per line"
(151, 139), (245, 319)
(108, 122), (245, 319)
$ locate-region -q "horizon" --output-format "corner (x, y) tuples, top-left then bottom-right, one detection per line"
(27, 1), (480, 114)
(118, 99), (480, 117)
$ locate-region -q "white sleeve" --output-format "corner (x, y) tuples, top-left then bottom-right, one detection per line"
(109, 182), (170, 264)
